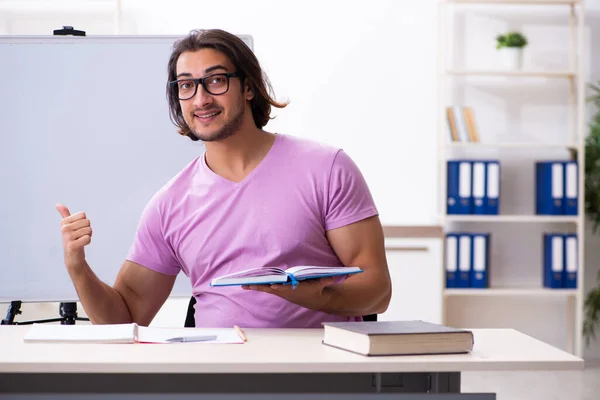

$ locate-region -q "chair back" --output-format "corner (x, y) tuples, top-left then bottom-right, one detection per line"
(184, 296), (377, 327)
(184, 296), (196, 327)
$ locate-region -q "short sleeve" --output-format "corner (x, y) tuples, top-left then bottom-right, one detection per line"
(126, 197), (181, 276)
(324, 150), (379, 231)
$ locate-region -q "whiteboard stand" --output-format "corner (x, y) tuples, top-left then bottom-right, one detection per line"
(0, 301), (89, 326)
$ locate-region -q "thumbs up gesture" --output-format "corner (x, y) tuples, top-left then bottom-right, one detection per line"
(56, 204), (93, 270)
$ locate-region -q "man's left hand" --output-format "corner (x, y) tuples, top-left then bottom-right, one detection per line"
(242, 277), (335, 311)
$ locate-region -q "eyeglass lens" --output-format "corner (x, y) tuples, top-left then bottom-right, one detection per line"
(177, 74), (230, 100)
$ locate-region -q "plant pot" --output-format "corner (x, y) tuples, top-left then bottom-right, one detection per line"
(499, 47), (523, 70)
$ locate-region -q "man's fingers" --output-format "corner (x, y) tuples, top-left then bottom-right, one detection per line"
(242, 278), (333, 294)
(56, 204), (88, 224)
(69, 227), (93, 241)
(62, 219), (91, 232)
(55, 204), (71, 218)
(66, 235), (91, 251)
(59, 211), (87, 225)
(242, 284), (272, 292)
(318, 277), (335, 286)
(294, 278), (334, 288)
(57, 203), (92, 250)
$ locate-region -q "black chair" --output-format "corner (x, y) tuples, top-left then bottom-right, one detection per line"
(184, 296), (376, 327)
(184, 296), (197, 327)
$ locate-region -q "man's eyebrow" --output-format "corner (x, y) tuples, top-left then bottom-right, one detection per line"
(204, 65), (229, 74)
(176, 65), (229, 79)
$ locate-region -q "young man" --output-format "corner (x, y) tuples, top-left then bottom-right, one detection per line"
(56, 29), (391, 328)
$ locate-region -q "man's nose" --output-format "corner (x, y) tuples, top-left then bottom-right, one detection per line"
(191, 84), (212, 107)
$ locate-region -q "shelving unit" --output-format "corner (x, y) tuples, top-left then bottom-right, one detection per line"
(438, 0), (585, 356)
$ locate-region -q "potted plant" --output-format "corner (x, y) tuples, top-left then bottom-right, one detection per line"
(496, 31), (528, 70)
(584, 81), (600, 347)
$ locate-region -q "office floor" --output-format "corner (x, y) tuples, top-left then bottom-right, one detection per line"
(461, 359), (600, 400)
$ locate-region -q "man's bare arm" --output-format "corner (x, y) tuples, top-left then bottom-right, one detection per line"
(69, 259), (176, 326)
(244, 216), (391, 317)
(322, 215), (392, 316)
(57, 204), (176, 326)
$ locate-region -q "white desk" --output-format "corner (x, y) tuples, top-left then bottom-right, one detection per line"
(0, 326), (583, 399)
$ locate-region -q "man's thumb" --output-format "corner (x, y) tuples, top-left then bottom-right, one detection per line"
(55, 204), (71, 218)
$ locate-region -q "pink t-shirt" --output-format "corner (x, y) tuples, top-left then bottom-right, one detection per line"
(126, 133), (379, 328)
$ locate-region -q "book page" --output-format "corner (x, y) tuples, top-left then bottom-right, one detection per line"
(23, 323), (136, 343)
(211, 266), (290, 286)
(212, 275), (289, 285)
(285, 265), (362, 277)
(137, 326), (245, 344)
(215, 266), (285, 279)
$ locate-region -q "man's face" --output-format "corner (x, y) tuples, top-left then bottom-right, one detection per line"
(175, 48), (247, 142)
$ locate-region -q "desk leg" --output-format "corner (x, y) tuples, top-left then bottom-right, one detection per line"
(428, 372), (461, 393)
(374, 373), (382, 392)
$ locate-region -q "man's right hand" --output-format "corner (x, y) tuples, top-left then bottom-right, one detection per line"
(56, 204), (93, 271)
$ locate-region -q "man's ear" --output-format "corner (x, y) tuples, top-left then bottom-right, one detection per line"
(244, 84), (254, 101)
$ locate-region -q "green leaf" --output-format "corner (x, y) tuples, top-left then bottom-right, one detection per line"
(495, 31), (528, 49)
(584, 86), (600, 345)
(584, 272), (600, 346)
(511, 33), (527, 47)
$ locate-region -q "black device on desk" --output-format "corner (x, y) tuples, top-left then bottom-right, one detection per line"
(53, 26), (86, 36)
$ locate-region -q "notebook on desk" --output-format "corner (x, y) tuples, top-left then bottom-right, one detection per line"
(23, 323), (245, 344)
(322, 320), (474, 356)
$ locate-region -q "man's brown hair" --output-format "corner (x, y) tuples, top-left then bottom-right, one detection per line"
(166, 29), (288, 140)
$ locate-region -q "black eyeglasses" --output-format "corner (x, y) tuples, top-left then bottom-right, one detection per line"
(169, 72), (241, 100)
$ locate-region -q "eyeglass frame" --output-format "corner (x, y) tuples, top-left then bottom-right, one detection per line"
(169, 72), (242, 100)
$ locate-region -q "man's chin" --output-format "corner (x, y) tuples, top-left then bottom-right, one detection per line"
(189, 107), (243, 142)
(191, 130), (228, 142)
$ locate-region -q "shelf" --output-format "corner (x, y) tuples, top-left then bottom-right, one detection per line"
(446, 70), (576, 79)
(448, 0), (581, 5)
(445, 142), (579, 150)
(445, 288), (578, 297)
(443, 215), (579, 223)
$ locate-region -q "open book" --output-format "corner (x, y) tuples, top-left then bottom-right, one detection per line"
(23, 323), (245, 344)
(210, 265), (363, 287)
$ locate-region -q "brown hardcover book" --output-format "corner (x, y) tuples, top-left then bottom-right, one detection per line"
(446, 107), (460, 142)
(322, 320), (474, 356)
(464, 107), (480, 142)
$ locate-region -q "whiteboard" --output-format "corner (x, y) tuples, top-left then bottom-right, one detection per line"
(0, 35), (253, 302)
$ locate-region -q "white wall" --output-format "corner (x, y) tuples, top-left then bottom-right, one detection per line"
(1, 0), (600, 359)
(0, 1), (115, 34)
(118, 0), (440, 227)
